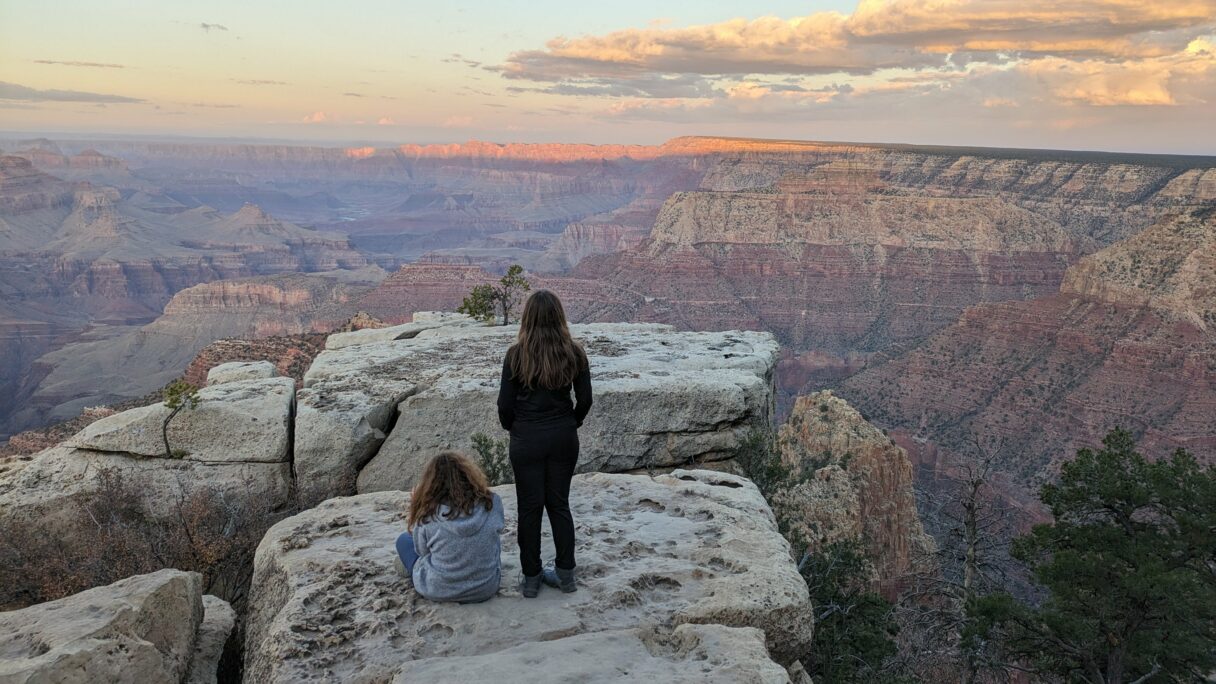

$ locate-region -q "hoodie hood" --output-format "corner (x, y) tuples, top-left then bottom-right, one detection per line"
(435, 493), (502, 537)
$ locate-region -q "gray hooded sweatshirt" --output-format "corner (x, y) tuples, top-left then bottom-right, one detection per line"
(411, 493), (504, 603)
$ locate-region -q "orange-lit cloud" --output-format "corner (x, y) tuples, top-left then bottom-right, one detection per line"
(498, 0), (1216, 127)
(301, 111), (329, 123)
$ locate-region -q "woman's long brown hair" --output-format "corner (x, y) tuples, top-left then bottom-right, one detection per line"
(408, 451), (495, 529)
(508, 289), (587, 390)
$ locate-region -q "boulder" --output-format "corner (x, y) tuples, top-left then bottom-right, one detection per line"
(324, 312), (477, 350)
(186, 595), (237, 684)
(295, 321), (777, 499)
(64, 377), (295, 464)
(0, 569), (209, 684)
(0, 445), (293, 532)
(206, 360), (278, 385)
(392, 624), (792, 683)
(244, 470), (812, 683)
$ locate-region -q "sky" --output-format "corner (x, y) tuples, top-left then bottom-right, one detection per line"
(1, 0), (1214, 153)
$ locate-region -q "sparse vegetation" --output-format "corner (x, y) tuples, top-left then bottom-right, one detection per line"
(471, 433), (512, 485)
(457, 264), (531, 325)
(735, 427), (903, 682)
(0, 467), (291, 610)
(161, 380), (200, 458)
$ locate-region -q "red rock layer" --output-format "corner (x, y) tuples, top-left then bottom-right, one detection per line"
(181, 334), (329, 389)
(841, 294), (1216, 488)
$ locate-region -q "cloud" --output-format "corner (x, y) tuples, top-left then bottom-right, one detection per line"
(443, 53), (482, 68)
(233, 79), (289, 86)
(377, 116), (396, 125)
(490, 0), (1216, 135)
(0, 81), (143, 103)
(302, 111), (329, 123)
(33, 60), (125, 68)
(501, 0), (1216, 86)
(184, 102), (239, 108)
(442, 115), (474, 127)
(199, 22), (228, 32)
(343, 92), (365, 97)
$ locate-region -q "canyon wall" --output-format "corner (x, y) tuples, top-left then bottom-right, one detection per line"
(838, 209), (1216, 499)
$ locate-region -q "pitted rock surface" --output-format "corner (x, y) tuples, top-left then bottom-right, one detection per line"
(243, 470), (812, 683)
(392, 624), (791, 683)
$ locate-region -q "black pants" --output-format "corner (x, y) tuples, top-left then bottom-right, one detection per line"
(509, 423), (578, 577)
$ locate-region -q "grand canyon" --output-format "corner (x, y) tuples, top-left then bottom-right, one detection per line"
(5, 136), (1211, 500)
(6, 0), (1216, 679)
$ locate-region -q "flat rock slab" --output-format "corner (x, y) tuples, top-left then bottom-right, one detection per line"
(65, 377), (295, 463)
(296, 321), (777, 498)
(244, 470), (812, 683)
(207, 360), (278, 385)
(392, 624), (792, 683)
(0, 569), (204, 684)
(325, 313), (478, 350)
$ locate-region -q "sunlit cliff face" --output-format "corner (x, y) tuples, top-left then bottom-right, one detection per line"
(1, 0), (1214, 151)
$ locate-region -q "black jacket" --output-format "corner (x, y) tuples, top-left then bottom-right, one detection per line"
(497, 355), (592, 431)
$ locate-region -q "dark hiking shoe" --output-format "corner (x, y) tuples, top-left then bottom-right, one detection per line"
(520, 573), (542, 598)
(541, 562), (577, 593)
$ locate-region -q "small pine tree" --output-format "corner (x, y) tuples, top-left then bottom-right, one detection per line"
(455, 265), (531, 326)
(161, 380), (200, 458)
(496, 264), (530, 325)
(457, 284), (497, 323)
(471, 433), (512, 485)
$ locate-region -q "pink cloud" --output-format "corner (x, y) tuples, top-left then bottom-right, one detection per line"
(301, 111), (328, 123)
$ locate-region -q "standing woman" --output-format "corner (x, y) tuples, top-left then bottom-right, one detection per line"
(497, 289), (592, 598)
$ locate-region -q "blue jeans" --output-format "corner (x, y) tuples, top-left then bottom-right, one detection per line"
(396, 531), (419, 573)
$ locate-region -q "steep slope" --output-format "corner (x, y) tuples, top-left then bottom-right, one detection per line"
(838, 209), (1216, 495)
(774, 391), (933, 598)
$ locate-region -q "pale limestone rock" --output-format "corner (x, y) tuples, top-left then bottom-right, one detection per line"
(324, 312), (478, 350)
(295, 322), (776, 498)
(185, 595), (236, 684)
(392, 624), (791, 683)
(0, 446), (293, 537)
(773, 391), (933, 595)
(244, 470), (812, 683)
(0, 569), (203, 684)
(206, 360), (278, 385)
(64, 377), (295, 463)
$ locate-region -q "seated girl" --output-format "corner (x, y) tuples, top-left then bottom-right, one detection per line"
(395, 451), (504, 603)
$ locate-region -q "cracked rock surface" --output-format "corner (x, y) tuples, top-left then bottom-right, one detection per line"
(0, 569), (233, 684)
(297, 320), (777, 498)
(244, 469), (812, 683)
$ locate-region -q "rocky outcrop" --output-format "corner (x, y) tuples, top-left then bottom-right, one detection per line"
(206, 360), (279, 385)
(772, 391), (933, 597)
(0, 373), (296, 540)
(0, 569), (232, 684)
(295, 321), (777, 504)
(64, 376), (294, 463)
(244, 469), (812, 682)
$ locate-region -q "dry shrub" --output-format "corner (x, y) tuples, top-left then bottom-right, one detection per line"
(0, 467), (293, 611)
